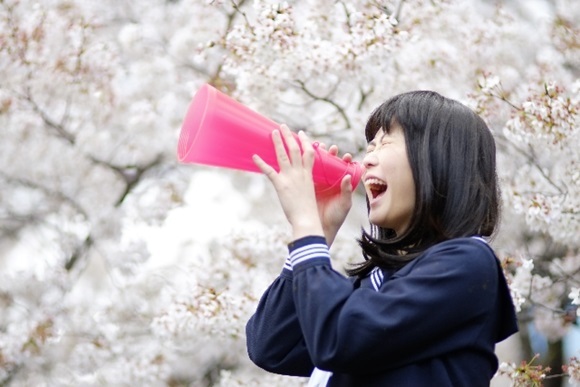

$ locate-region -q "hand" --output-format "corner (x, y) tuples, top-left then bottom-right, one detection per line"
(252, 125), (324, 241)
(315, 144), (354, 246)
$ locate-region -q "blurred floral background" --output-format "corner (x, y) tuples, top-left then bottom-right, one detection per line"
(0, 0), (578, 385)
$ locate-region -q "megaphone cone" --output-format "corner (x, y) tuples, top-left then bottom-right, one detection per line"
(177, 84), (363, 197)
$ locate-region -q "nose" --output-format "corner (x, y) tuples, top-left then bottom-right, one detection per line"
(362, 151), (377, 169)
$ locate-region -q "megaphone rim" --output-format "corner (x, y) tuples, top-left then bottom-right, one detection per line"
(177, 83), (215, 163)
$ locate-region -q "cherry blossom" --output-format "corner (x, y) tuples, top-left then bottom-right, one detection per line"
(1, 0), (578, 385)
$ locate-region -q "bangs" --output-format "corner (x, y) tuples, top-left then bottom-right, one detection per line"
(364, 98), (400, 142)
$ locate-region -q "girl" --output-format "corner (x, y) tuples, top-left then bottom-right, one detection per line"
(246, 91), (518, 386)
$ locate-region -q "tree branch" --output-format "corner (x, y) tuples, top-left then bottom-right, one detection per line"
(0, 172), (88, 219)
(295, 79), (352, 130)
(65, 234), (93, 271)
(23, 92), (76, 145)
(88, 154), (165, 206)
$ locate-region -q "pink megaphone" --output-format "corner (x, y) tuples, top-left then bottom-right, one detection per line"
(177, 83), (363, 197)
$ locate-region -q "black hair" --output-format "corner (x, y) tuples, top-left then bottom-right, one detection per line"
(348, 90), (500, 277)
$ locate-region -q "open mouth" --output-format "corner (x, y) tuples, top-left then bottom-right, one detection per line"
(365, 178), (387, 199)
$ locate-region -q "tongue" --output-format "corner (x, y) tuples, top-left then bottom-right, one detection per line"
(372, 187), (386, 199)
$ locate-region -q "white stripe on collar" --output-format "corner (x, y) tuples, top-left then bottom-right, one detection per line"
(471, 236), (488, 244)
(370, 266), (384, 291)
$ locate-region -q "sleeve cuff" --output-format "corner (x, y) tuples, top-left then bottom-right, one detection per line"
(287, 235), (330, 269)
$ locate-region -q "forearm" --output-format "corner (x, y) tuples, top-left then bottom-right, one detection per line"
(246, 268), (313, 376)
(291, 215), (325, 242)
(290, 209), (344, 247)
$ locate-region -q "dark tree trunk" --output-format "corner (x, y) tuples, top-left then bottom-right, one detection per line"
(544, 340), (564, 387)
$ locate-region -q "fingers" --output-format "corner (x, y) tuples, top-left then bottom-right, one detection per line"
(342, 152), (353, 163)
(285, 131), (352, 164)
(340, 174), (354, 207)
(271, 129), (291, 168)
(260, 125), (356, 179)
(341, 174), (353, 195)
(279, 124), (302, 167)
(254, 125), (315, 176)
(325, 144), (352, 163)
(298, 130), (315, 170)
(252, 154), (277, 178)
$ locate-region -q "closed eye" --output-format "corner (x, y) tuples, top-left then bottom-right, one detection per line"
(367, 142), (390, 153)
(367, 132), (392, 153)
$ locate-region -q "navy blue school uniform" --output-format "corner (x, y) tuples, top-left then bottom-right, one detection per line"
(246, 236), (518, 386)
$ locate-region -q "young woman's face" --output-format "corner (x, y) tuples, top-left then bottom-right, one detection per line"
(362, 124), (416, 236)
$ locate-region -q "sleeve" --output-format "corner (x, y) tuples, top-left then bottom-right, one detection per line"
(290, 237), (501, 374)
(245, 254), (314, 376)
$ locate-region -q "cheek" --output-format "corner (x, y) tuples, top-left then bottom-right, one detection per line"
(395, 159), (416, 206)
(404, 171), (416, 203)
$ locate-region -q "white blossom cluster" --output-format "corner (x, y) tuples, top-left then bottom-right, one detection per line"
(149, 223), (292, 343)
(501, 252), (580, 342)
(220, 0), (521, 140)
(497, 359), (548, 387)
(220, 0), (404, 142)
(504, 81), (580, 245)
(564, 357), (580, 386)
(468, 2), (579, 369)
(217, 368), (306, 387)
(506, 82), (578, 146)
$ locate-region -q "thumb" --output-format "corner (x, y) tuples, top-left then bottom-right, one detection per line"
(340, 175), (354, 202)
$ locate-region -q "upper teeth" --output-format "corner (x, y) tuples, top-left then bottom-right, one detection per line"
(365, 178), (386, 187)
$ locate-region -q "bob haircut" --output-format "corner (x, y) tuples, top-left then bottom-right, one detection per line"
(349, 90), (500, 277)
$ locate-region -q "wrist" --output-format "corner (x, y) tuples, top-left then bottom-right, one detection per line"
(324, 229), (339, 247)
(291, 217), (324, 241)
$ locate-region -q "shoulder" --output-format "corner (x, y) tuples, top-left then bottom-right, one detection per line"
(426, 237), (496, 262)
(428, 237), (496, 259)
(394, 237), (498, 279)
(384, 237), (503, 311)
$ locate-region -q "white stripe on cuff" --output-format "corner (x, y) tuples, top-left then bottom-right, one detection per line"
(289, 243), (330, 268)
